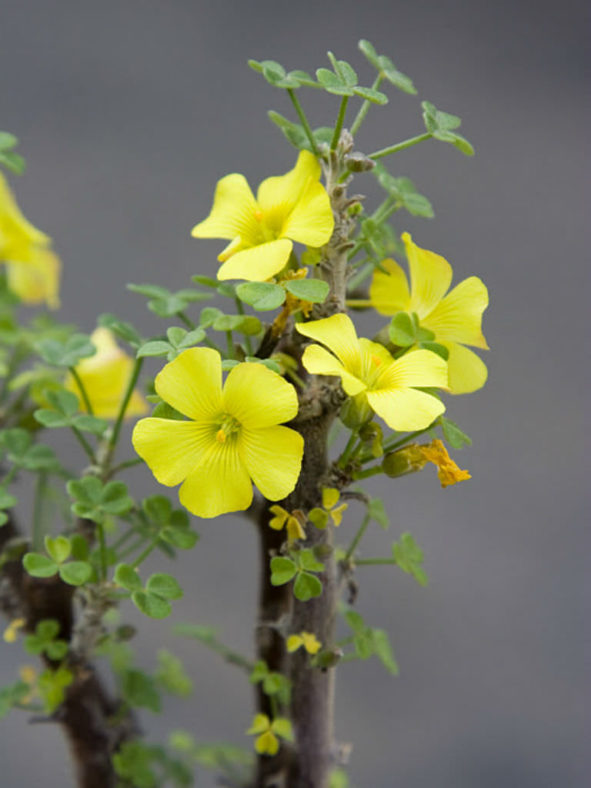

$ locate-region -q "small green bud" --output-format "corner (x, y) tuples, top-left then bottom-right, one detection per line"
(340, 395), (372, 429)
(382, 444), (427, 478)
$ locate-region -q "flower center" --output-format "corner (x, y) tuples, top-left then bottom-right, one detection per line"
(215, 413), (241, 443)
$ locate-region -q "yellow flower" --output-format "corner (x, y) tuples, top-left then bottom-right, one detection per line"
(247, 713), (293, 756)
(3, 617), (26, 643)
(65, 328), (147, 419)
(296, 313), (447, 431)
(286, 631), (321, 655)
(370, 232), (489, 393)
(269, 504), (306, 541)
(132, 348), (304, 519)
(5, 247), (61, 309)
(0, 172), (50, 263)
(191, 151), (334, 282)
(418, 439), (471, 487)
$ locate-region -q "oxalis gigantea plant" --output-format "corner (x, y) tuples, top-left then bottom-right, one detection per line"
(0, 40), (488, 788)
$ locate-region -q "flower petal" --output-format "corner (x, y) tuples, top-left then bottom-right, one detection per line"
(239, 425), (304, 501)
(296, 314), (362, 375)
(256, 150), (321, 224)
(443, 342), (488, 394)
(375, 348), (448, 391)
(223, 362), (298, 428)
(366, 388), (445, 431)
(369, 258), (411, 315)
(179, 441), (253, 518)
(280, 180), (334, 247)
(423, 276), (489, 348)
(402, 232), (452, 318)
(5, 248), (61, 309)
(301, 344), (366, 396)
(217, 239), (292, 281)
(154, 348), (222, 420)
(191, 173), (259, 243)
(0, 172), (51, 260)
(132, 418), (212, 486)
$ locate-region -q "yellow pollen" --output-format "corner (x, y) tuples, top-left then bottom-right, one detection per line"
(254, 209), (264, 222)
(371, 354), (383, 367)
(216, 428), (226, 443)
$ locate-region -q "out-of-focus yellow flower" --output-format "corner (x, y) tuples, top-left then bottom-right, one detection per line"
(3, 617), (26, 643)
(370, 233), (489, 393)
(296, 313), (447, 431)
(269, 504), (306, 541)
(418, 439), (471, 487)
(132, 348), (304, 519)
(5, 247), (61, 309)
(191, 151), (334, 282)
(0, 172), (50, 263)
(321, 487), (347, 526)
(65, 328), (147, 419)
(286, 631), (321, 655)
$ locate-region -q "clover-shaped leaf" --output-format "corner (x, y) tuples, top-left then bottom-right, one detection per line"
(36, 333), (96, 367)
(248, 59), (317, 90)
(284, 279), (329, 304)
(236, 282), (286, 311)
(422, 101), (474, 156)
(392, 532), (428, 587)
(98, 313), (142, 349)
(440, 416), (472, 449)
(67, 477), (133, 522)
(128, 283), (212, 319)
(358, 40), (416, 95)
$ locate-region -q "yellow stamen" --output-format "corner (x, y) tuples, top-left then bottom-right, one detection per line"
(216, 428), (226, 443)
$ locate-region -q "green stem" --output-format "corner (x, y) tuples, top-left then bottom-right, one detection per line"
(352, 465), (382, 481)
(130, 535), (160, 569)
(287, 89), (319, 156)
(354, 557), (397, 566)
(32, 472), (48, 551)
(337, 431), (359, 469)
(97, 522), (108, 581)
(71, 426), (97, 464)
(178, 311), (197, 330)
(108, 358), (143, 462)
(350, 74), (384, 137)
(344, 513), (371, 562)
(225, 331), (235, 359)
(69, 367), (94, 416)
(0, 346), (22, 406)
(369, 133), (433, 160)
(108, 457), (144, 476)
(331, 96), (350, 150)
(109, 526), (139, 555)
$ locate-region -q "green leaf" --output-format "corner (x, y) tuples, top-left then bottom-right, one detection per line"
(284, 279), (330, 303)
(0, 151), (26, 175)
(100, 481), (133, 515)
(146, 573), (183, 600)
(132, 590), (172, 619)
(353, 86), (388, 105)
(271, 717), (294, 741)
(73, 414), (109, 435)
(191, 275), (219, 288)
(155, 650), (193, 696)
(248, 59), (314, 89)
(389, 312), (416, 346)
(160, 525), (198, 550)
(371, 628), (399, 675)
(44, 534), (71, 564)
(368, 497), (390, 530)
(114, 563), (143, 591)
(0, 488), (17, 510)
(122, 669), (161, 713)
(270, 556), (297, 586)
(45, 639), (69, 660)
(298, 549), (325, 573)
(98, 313), (142, 349)
(236, 282), (286, 311)
(440, 416), (472, 449)
(36, 333), (96, 367)
(267, 111), (309, 150)
(59, 561), (93, 586)
(0, 131), (18, 151)
(358, 40), (417, 94)
(422, 101), (474, 156)
(0, 681), (30, 719)
(199, 306), (223, 327)
(293, 572), (323, 601)
(23, 552), (58, 578)
(419, 341), (449, 360)
(143, 495), (172, 525)
(136, 340), (172, 358)
(392, 532), (428, 586)
(316, 67), (354, 96)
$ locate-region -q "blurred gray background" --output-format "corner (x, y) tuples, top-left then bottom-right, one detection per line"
(1, 0), (588, 786)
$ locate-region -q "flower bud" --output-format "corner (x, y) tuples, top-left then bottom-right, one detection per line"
(382, 444), (427, 478)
